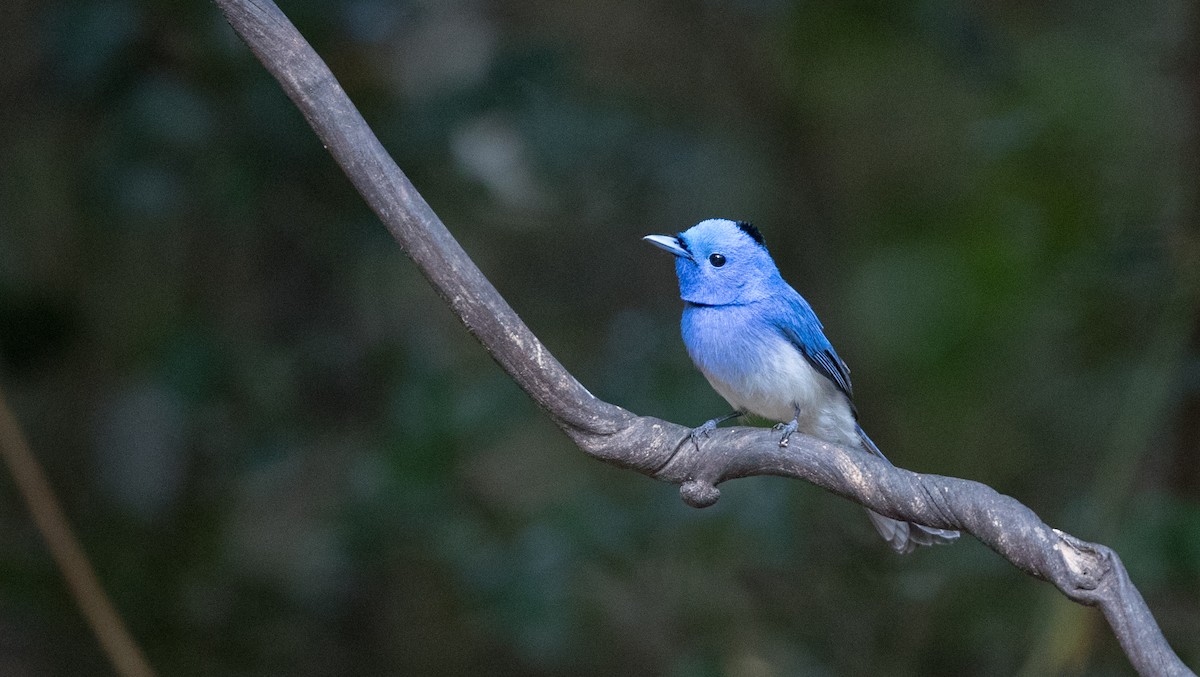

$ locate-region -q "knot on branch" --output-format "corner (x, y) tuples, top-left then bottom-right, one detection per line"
(681, 479), (720, 508)
(1051, 529), (1119, 606)
(1055, 530), (1104, 588)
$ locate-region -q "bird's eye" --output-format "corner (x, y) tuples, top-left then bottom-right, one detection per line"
(709, 253), (726, 267)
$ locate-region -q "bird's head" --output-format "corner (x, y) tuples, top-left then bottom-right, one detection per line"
(643, 218), (781, 306)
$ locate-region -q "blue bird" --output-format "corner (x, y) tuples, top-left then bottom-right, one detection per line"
(645, 218), (959, 553)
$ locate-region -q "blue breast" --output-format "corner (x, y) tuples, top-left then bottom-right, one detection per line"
(681, 302), (778, 388)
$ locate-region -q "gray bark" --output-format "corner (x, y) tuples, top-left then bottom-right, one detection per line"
(212, 1), (1195, 674)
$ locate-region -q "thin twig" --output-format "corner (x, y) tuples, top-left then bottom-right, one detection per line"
(0, 387), (156, 677)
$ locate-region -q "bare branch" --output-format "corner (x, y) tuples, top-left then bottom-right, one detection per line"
(212, 1), (1195, 675)
(0, 387), (157, 677)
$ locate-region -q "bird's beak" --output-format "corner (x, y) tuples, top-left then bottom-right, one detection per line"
(642, 234), (690, 259)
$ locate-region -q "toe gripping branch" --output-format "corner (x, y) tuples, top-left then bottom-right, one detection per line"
(648, 421), (760, 510)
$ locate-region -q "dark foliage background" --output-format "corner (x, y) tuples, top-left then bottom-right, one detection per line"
(1, 1), (1198, 675)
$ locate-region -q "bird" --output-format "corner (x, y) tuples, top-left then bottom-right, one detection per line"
(644, 218), (959, 554)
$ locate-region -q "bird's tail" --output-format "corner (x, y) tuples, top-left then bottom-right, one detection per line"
(855, 424), (959, 554)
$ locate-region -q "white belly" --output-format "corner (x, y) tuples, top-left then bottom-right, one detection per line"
(690, 329), (859, 448)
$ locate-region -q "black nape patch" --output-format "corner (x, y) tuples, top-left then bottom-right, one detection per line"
(735, 221), (765, 246)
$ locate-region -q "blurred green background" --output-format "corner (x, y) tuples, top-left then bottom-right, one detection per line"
(1, 0), (1198, 675)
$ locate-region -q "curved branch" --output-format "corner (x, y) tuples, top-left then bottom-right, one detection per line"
(212, 1), (1195, 675)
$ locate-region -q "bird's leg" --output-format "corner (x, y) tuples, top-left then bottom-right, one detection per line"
(690, 411), (743, 445)
(774, 405), (802, 447)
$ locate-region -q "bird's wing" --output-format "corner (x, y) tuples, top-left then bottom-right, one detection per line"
(775, 291), (854, 400)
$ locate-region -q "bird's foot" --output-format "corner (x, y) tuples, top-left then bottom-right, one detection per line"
(773, 419), (799, 447)
(688, 411), (742, 446)
(689, 419), (720, 445)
